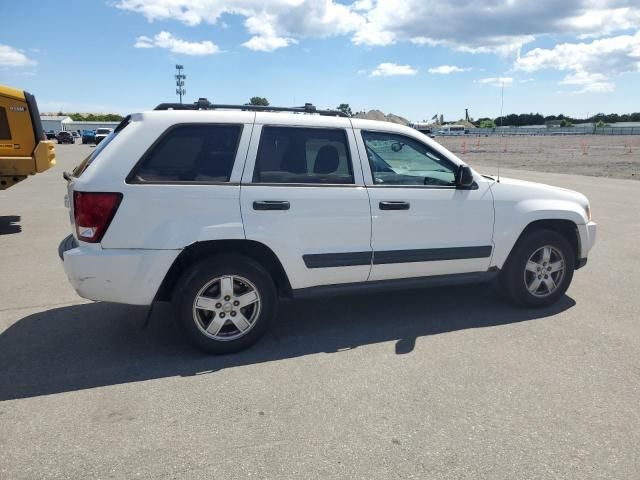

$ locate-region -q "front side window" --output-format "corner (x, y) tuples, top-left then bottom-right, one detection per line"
(362, 131), (457, 186)
(253, 127), (354, 184)
(130, 124), (241, 183)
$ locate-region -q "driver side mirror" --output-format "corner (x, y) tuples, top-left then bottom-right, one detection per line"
(456, 165), (475, 189)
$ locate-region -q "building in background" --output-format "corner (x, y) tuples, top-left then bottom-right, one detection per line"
(40, 115), (119, 133)
(40, 115), (71, 132)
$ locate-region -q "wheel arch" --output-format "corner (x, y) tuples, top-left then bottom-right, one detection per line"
(155, 239), (292, 301)
(500, 219), (581, 270)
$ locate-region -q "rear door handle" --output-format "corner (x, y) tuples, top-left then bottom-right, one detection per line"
(379, 201), (410, 210)
(253, 200), (290, 211)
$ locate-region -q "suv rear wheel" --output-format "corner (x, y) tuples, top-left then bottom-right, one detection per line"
(501, 229), (575, 307)
(173, 255), (277, 353)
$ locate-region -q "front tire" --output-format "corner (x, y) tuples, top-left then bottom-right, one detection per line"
(501, 229), (575, 307)
(173, 255), (277, 354)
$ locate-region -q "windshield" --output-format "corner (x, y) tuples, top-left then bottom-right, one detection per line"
(96, 128), (111, 134)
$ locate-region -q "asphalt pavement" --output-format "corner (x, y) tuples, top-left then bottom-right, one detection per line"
(1, 144), (639, 479)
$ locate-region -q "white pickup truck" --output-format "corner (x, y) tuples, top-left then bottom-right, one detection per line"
(59, 102), (596, 353)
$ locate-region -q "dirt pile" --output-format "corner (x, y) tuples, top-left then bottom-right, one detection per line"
(353, 110), (410, 126)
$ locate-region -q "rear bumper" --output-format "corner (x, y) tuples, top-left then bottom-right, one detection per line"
(58, 234), (77, 259)
(59, 236), (180, 305)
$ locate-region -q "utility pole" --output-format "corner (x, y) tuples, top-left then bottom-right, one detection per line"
(175, 64), (186, 104)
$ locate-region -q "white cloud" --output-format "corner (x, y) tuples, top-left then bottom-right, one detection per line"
(242, 36), (297, 52)
(134, 31), (219, 55)
(133, 36), (154, 48)
(0, 44), (37, 66)
(478, 77), (514, 87)
(428, 65), (471, 74)
(117, 1), (640, 57)
(118, 0), (364, 52)
(350, 0), (640, 54)
(516, 31), (640, 93)
(241, 12), (297, 51)
(370, 62), (417, 77)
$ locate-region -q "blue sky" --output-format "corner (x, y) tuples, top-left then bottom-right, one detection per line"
(1, 0), (639, 121)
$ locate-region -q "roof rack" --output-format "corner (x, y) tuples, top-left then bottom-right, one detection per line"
(153, 98), (349, 118)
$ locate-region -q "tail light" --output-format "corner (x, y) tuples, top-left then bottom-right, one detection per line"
(73, 191), (122, 243)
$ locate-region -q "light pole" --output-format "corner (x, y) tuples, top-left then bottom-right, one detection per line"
(175, 64), (186, 104)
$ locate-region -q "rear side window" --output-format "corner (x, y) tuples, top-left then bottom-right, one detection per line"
(253, 127), (353, 184)
(130, 124), (242, 183)
(0, 107), (11, 140)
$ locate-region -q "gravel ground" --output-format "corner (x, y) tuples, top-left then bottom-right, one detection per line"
(436, 135), (640, 180)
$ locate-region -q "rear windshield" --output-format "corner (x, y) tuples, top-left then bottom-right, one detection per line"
(72, 116), (130, 177)
(96, 129), (111, 134)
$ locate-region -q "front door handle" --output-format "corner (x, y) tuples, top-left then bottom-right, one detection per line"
(253, 200), (290, 211)
(379, 201), (410, 210)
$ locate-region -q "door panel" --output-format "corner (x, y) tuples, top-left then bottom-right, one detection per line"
(366, 186), (494, 280)
(240, 123), (372, 290)
(355, 128), (494, 281)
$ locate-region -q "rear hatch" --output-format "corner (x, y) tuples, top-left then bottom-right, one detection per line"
(65, 116), (131, 241)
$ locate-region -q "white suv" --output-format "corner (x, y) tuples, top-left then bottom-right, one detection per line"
(59, 101), (597, 353)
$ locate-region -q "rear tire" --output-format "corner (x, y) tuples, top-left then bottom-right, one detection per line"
(173, 255), (277, 354)
(501, 229), (575, 308)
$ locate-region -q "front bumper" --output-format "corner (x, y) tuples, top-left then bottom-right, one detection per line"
(58, 235), (180, 305)
(576, 221), (597, 268)
(580, 221), (597, 257)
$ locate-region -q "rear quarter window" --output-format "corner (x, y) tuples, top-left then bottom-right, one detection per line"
(129, 124), (242, 183)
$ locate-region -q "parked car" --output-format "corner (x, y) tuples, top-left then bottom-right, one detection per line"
(94, 127), (113, 145)
(45, 130), (57, 140)
(71, 131), (80, 139)
(59, 102), (597, 354)
(81, 130), (96, 144)
(56, 131), (74, 144)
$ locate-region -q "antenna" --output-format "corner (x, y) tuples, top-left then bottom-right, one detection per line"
(497, 80), (505, 182)
(175, 64), (186, 104)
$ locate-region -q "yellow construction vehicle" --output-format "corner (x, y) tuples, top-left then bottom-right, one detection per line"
(0, 84), (55, 189)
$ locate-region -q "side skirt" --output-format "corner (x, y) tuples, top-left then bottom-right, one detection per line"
(291, 271), (499, 300)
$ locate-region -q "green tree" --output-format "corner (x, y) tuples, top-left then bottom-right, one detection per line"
(478, 118), (496, 128)
(248, 96), (269, 106)
(336, 103), (353, 116)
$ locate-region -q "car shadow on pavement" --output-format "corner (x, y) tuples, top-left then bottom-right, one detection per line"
(0, 283), (575, 401)
(0, 215), (21, 235)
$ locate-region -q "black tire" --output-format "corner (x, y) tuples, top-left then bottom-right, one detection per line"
(172, 254), (277, 354)
(501, 229), (575, 308)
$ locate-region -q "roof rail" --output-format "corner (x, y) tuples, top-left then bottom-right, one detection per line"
(153, 99), (349, 118)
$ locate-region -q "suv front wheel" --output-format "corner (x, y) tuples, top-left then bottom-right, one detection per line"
(173, 255), (277, 353)
(501, 229), (575, 307)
